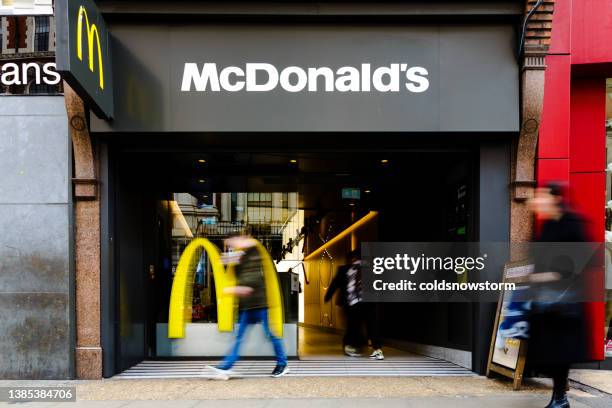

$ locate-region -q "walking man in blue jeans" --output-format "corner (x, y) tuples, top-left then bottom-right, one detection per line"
(208, 235), (288, 380)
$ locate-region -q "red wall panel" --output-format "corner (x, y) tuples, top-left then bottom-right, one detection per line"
(569, 77), (606, 173)
(536, 158), (570, 184)
(539, 55), (571, 158)
(569, 172), (606, 241)
(569, 172), (606, 360)
(538, 0), (611, 363)
(548, 0), (572, 55)
(571, 0), (612, 65)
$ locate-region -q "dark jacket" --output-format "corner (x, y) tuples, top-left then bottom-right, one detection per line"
(528, 211), (590, 366)
(235, 247), (267, 311)
(537, 211), (588, 244)
(324, 264), (352, 307)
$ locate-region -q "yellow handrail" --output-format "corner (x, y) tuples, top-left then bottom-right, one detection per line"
(304, 211), (378, 261)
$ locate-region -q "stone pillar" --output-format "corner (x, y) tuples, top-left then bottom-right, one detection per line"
(236, 192), (247, 223)
(511, 1), (554, 253)
(64, 83), (102, 379)
(511, 46), (547, 246)
(220, 193), (231, 222)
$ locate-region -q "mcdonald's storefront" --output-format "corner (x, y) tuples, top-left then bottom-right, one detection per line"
(47, 0), (538, 379)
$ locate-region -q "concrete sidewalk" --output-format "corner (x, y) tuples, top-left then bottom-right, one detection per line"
(0, 395), (608, 408)
(0, 376), (610, 407)
(570, 369), (612, 395)
(1, 376), (548, 400)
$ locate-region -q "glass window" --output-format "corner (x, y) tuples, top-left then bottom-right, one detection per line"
(167, 190), (297, 328)
(28, 81), (57, 94)
(34, 16), (49, 52)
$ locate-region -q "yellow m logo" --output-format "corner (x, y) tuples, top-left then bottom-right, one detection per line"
(76, 5), (104, 90)
(168, 238), (284, 339)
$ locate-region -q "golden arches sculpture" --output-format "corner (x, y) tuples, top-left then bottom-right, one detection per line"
(167, 238), (284, 339)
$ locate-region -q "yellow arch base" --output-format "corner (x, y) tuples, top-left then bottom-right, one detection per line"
(256, 241), (284, 338)
(168, 238), (284, 339)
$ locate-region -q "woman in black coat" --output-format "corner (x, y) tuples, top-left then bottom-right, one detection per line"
(528, 182), (591, 408)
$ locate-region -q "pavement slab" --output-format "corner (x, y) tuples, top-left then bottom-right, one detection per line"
(1, 376), (610, 407)
(570, 369), (612, 395)
(0, 396), (603, 408)
(15, 376), (551, 400)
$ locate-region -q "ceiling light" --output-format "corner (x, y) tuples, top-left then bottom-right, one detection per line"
(198, 179), (205, 183)
(290, 159), (297, 163)
(380, 159), (389, 164)
(365, 190), (371, 193)
(198, 159), (206, 163)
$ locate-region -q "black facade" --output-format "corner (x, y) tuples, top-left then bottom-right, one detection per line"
(86, 1), (524, 377)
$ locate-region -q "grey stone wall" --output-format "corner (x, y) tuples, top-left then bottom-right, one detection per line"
(0, 96), (72, 379)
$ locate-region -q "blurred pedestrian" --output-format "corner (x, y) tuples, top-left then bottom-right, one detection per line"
(527, 182), (590, 408)
(207, 235), (288, 379)
(325, 249), (384, 360)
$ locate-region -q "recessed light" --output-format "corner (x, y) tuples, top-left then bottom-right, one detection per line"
(380, 159), (389, 164)
(198, 179), (205, 183)
(349, 203), (355, 206)
(198, 159), (206, 163)
(290, 159), (297, 163)
(365, 190), (371, 193)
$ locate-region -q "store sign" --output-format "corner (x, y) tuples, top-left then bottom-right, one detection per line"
(91, 24), (519, 133)
(55, 0), (113, 119)
(0, 62), (61, 86)
(181, 63), (429, 93)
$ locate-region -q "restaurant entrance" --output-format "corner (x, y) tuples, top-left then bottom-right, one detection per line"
(99, 134), (510, 377)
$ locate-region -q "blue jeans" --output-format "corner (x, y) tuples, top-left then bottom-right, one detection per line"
(219, 307), (287, 370)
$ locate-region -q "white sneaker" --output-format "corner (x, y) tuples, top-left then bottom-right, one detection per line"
(344, 345), (361, 357)
(206, 365), (233, 380)
(369, 349), (384, 360)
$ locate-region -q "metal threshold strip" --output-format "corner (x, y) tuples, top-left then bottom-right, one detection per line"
(115, 358), (476, 379)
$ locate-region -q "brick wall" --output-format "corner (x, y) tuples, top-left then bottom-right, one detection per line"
(524, 0), (554, 48)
